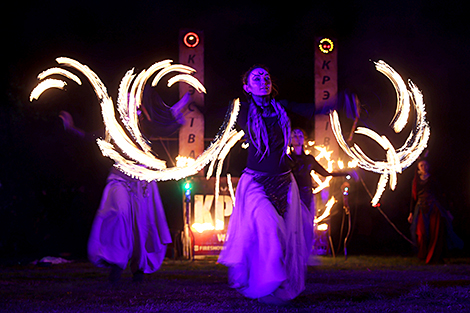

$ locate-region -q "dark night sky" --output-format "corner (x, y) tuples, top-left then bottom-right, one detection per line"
(4, 1), (470, 257)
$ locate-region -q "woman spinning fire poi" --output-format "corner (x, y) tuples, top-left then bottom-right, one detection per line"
(218, 65), (324, 304)
(60, 86), (190, 283)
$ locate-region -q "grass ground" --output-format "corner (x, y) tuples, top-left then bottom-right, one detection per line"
(1, 256), (470, 312)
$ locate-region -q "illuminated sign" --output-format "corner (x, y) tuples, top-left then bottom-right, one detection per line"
(179, 30), (205, 161)
(318, 38), (334, 54)
(314, 35), (339, 164)
(183, 176), (239, 256)
(183, 32), (200, 48)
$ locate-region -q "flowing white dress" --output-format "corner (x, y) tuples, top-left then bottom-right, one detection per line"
(88, 168), (172, 273)
(218, 170), (307, 300)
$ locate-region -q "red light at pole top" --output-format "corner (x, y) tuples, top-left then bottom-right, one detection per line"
(183, 32), (200, 48)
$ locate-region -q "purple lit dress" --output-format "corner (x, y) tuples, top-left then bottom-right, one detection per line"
(88, 86), (178, 274)
(218, 102), (309, 300)
(88, 168), (172, 273)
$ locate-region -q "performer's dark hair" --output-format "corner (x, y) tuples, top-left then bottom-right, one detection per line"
(242, 65), (288, 160)
(411, 150), (430, 201)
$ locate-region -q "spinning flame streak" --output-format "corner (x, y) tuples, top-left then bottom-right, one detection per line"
(330, 60), (430, 205)
(30, 58), (427, 205)
(30, 57), (241, 182)
(314, 196), (337, 224)
(309, 145), (334, 194)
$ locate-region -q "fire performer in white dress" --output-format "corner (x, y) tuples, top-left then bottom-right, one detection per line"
(61, 87), (190, 283)
(218, 65), (318, 304)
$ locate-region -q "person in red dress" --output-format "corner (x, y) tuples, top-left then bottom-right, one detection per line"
(408, 155), (463, 263)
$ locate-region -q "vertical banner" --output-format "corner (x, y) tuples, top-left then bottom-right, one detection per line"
(179, 30), (205, 259)
(314, 37), (339, 156)
(314, 37), (341, 246)
(179, 29), (205, 162)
